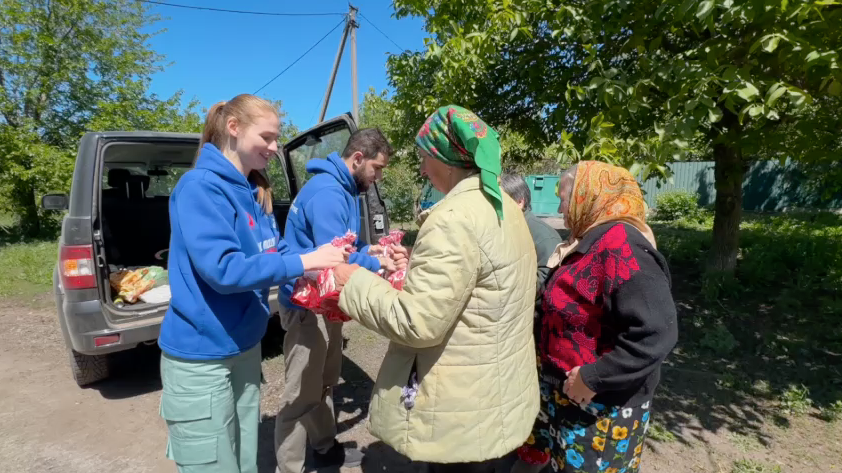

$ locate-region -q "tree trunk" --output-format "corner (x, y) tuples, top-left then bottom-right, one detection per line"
(17, 182), (41, 238)
(708, 141), (744, 273)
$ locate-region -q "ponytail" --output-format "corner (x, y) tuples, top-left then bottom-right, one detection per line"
(249, 170), (274, 214)
(196, 94), (277, 215)
(196, 101), (228, 160)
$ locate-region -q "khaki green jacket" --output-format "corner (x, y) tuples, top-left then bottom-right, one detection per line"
(339, 176), (539, 463)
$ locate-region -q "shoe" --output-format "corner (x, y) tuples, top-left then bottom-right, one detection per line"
(312, 440), (364, 468)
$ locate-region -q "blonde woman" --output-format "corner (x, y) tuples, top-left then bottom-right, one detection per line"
(158, 94), (346, 473)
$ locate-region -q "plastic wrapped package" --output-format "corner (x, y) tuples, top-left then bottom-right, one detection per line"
(109, 266), (168, 304)
(291, 230), (408, 323)
(377, 230), (407, 291)
(291, 232), (357, 322)
(139, 284), (172, 304)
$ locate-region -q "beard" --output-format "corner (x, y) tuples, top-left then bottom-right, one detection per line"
(353, 167), (370, 192)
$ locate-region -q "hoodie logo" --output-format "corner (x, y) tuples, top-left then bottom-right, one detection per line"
(247, 213), (255, 228)
(257, 237), (277, 252)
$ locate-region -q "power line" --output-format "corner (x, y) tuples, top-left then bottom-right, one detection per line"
(359, 12), (405, 52)
(139, 0), (345, 17)
(308, 102), (321, 126)
(254, 18), (347, 95)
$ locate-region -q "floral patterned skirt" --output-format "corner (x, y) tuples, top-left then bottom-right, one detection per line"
(517, 369), (652, 473)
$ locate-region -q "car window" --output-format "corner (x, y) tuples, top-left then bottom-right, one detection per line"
(265, 155), (292, 201)
(102, 165), (143, 188)
(147, 167), (190, 196)
(102, 164), (189, 197)
(288, 127), (351, 187)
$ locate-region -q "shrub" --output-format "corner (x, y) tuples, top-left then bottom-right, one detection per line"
(779, 384), (813, 416)
(819, 399), (842, 422)
(654, 190), (702, 221)
(699, 322), (739, 356)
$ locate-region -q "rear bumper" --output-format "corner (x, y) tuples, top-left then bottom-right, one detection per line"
(62, 298), (163, 355)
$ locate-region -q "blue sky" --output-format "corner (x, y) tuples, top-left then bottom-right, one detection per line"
(144, 1), (427, 129)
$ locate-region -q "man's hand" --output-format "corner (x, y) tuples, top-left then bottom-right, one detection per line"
(562, 366), (597, 405)
(390, 244), (410, 270)
(334, 263), (362, 291)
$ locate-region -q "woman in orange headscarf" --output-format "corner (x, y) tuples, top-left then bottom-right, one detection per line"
(513, 162), (678, 473)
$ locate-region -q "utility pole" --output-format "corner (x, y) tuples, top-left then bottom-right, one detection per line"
(315, 5), (389, 242)
(349, 5), (359, 125)
(318, 4), (359, 124)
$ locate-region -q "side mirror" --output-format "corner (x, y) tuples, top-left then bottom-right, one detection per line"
(42, 193), (69, 211)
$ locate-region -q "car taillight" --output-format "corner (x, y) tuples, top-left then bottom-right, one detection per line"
(59, 245), (97, 290)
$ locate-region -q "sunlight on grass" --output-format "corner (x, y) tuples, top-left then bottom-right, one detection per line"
(731, 458), (782, 473)
(648, 421), (677, 442)
(0, 240), (56, 298)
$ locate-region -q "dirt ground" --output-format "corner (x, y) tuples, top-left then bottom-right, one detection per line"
(0, 294), (419, 473)
(1, 294), (840, 473)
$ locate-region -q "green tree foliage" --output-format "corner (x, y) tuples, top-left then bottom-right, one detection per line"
(359, 87), (568, 222)
(0, 0), (201, 236)
(266, 108), (300, 201)
(359, 88), (420, 223)
(387, 0), (842, 273)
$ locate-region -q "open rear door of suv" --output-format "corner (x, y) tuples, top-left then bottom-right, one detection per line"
(280, 114), (390, 245)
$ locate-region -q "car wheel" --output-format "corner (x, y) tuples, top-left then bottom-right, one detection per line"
(68, 349), (110, 386)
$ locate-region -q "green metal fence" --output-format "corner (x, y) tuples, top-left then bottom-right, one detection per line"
(417, 161), (842, 217)
(640, 160), (842, 212)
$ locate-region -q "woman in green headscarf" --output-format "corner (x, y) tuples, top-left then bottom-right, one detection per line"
(333, 105), (540, 472)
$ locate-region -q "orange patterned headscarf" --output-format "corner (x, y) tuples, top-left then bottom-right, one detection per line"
(548, 161), (656, 267)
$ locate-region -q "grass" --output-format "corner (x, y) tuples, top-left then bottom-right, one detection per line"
(0, 241), (56, 298)
(728, 432), (763, 453)
(647, 421), (677, 442)
(819, 400), (842, 422)
(0, 213), (58, 299)
(653, 211), (842, 416)
(779, 384), (813, 416)
(731, 459), (783, 473)
(644, 210), (842, 471)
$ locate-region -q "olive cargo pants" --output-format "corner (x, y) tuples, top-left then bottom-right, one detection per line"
(274, 308), (343, 473)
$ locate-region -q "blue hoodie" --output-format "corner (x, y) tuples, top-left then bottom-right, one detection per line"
(159, 143), (305, 360)
(280, 152), (380, 308)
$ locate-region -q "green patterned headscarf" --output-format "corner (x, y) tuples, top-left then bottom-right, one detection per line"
(415, 105), (504, 220)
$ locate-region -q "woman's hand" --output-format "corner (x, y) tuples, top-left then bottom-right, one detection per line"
(390, 244), (410, 270)
(301, 244), (348, 271)
(563, 366), (596, 405)
(377, 256), (398, 272)
(334, 263), (362, 291)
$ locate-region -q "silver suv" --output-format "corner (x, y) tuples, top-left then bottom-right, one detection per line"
(43, 116), (389, 386)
